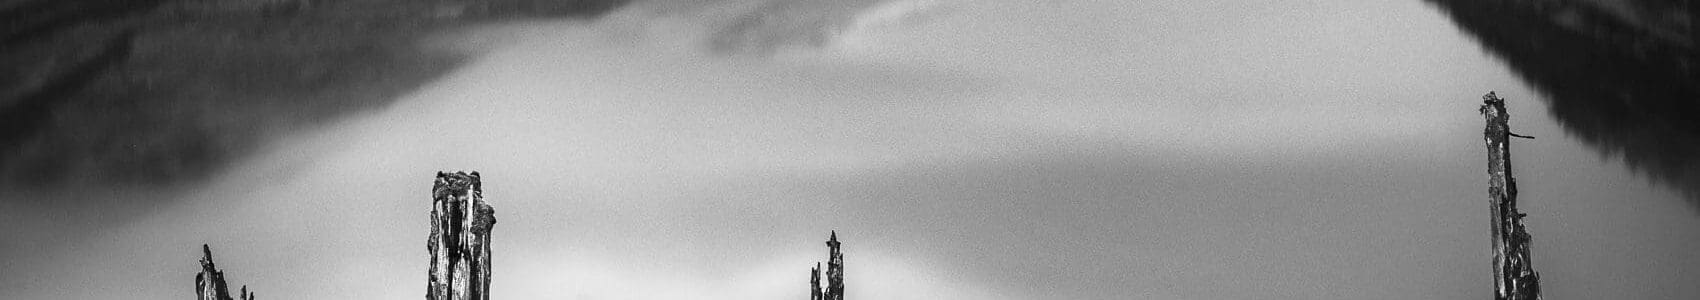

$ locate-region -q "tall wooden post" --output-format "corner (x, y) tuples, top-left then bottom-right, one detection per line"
(427, 171), (496, 300)
(824, 231), (844, 300)
(1480, 92), (1541, 300)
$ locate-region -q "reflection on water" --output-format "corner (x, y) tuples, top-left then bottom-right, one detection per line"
(7, 1), (1700, 299)
(1423, 0), (1700, 206)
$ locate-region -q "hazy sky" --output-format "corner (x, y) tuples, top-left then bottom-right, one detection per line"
(4, 0), (1699, 299)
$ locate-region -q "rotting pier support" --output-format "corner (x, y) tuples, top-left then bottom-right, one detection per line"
(805, 231), (845, 300)
(427, 171), (496, 300)
(195, 245), (256, 300)
(1480, 92), (1542, 300)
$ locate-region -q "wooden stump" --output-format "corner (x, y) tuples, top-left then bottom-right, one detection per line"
(195, 245), (254, 300)
(427, 171), (496, 300)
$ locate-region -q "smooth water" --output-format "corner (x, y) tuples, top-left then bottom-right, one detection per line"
(3, 0), (1696, 299)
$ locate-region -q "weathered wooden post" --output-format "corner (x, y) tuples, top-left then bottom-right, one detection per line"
(810, 262), (823, 300)
(427, 171), (496, 300)
(804, 231), (846, 300)
(1480, 92), (1541, 300)
(195, 245), (255, 300)
(824, 231), (844, 300)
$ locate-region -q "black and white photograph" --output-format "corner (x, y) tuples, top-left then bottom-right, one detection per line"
(2, 0), (1697, 299)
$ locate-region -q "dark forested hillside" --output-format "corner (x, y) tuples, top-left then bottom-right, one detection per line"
(1424, 0), (1700, 207)
(0, 0), (627, 188)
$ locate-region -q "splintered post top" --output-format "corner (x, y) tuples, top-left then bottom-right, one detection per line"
(427, 170), (495, 300)
(433, 171), (482, 200)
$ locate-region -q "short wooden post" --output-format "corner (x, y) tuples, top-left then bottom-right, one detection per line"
(427, 171), (496, 300)
(195, 245), (254, 300)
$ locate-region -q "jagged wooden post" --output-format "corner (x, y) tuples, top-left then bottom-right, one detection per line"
(824, 231), (844, 300)
(427, 171), (496, 300)
(805, 231), (846, 300)
(196, 245), (255, 300)
(1480, 92), (1541, 300)
(809, 262), (823, 300)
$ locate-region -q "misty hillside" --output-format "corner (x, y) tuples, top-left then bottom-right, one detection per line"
(0, 0), (626, 187)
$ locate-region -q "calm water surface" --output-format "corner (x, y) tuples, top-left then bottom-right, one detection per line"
(3, 1), (1697, 299)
